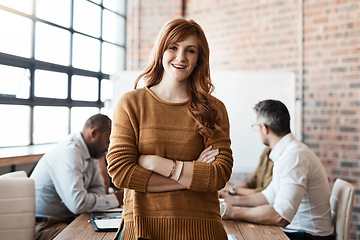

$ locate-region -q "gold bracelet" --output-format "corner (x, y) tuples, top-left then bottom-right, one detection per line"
(168, 160), (176, 178)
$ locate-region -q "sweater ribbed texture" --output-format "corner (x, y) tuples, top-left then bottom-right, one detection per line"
(120, 216), (227, 240)
(107, 87), (233, 240)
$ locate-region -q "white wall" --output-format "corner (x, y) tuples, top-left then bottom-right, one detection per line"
(211, 71), (296, 173)
(110, 70), (297, 174)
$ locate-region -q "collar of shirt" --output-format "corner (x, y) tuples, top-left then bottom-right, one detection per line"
(73, 132), (92, 161)
(269, 133), (295, 163)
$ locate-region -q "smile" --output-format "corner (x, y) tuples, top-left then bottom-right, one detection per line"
(171, 63), (187, 69)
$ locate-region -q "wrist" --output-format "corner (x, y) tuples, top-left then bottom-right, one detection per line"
(151, 156), (175, 177)
(171, 161), (184, 181)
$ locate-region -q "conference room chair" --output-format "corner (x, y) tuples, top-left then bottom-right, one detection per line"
(330, 178), (355, 240)
(0, 171), (35, 240)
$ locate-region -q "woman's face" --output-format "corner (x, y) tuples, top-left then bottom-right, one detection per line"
(161, 34), (199, 83)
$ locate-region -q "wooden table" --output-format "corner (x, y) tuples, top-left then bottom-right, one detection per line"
(223, 220), (289, 240)
(54, 213), (289, 240)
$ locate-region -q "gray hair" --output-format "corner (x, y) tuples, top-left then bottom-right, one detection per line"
(253, 100), (291, 136)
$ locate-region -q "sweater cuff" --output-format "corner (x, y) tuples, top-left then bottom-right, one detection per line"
(188, 161), (210, 192)
(129, 166), (152, 192)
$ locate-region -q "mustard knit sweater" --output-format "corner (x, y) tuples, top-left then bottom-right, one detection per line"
(107, 87), (233, 240)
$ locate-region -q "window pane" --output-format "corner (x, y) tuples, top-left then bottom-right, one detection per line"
(102, 43), (125, 74)
(0, 65), (30, 99)
(73, 0), (101, 37)
(0, 105), (30, 147)
(36, 0), (71, 27)
(35, 22), (71, 65)
(34, 70), (68, 99)
(71, 107), (99, 133)
(101, 79), (113, 101)
(33, 106), (69, 144)
(71, 75), (99, 101)
(0, 10), (32, 58)
(100, 107), (111, 117)
(103, 9), (125, 45)
(0, 0), (32, 15)
(103, 0), (126, 15)
(73, 33), (100, 71)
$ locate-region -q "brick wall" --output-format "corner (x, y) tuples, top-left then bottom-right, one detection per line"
(302, 1), (360, 238)
(126, 0), (183, 70)
(126, 1), (360, 239)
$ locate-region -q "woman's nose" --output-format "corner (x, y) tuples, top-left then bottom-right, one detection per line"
(176, 50), (186, 61)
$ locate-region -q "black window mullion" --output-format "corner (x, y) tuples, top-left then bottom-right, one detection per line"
(29, 0), (36, 146)
(29, 64), (35, 145)
(30, 106), (34, 145)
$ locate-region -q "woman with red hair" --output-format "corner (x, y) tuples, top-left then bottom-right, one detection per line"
(107, 18), (233, 240)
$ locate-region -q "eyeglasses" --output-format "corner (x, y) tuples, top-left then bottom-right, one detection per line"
(251, 123), (263, 132)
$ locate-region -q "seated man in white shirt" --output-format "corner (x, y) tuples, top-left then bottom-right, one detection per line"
(220, 146), (273, 196)
(30, 113), (124, 240)
(219, 99), (334, 240)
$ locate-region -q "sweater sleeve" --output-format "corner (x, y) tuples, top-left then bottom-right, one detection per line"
(107, 92), (152, 193)
(188, 99), (233, 192)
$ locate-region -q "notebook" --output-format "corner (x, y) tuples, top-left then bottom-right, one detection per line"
(89, 210), (122, 232)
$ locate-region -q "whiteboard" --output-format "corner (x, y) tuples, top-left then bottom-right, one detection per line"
(110, 70), (296, 174)
(211, 71), (296, 173)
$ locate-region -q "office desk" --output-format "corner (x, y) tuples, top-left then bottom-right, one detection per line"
(54, 213), (289, 240)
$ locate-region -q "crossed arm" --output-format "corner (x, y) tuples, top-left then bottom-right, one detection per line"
(138, 146), (219, 192)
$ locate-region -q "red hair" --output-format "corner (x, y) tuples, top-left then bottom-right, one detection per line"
(135, 18), (219, 138)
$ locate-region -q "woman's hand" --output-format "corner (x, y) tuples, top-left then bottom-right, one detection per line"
(196, 145), (219, 163)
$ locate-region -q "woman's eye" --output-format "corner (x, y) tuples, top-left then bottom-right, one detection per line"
(187, 49), (196, 54)
(169, 46), (177, 50)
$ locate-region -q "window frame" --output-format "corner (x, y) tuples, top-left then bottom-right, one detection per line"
(0, 0), (126, 147)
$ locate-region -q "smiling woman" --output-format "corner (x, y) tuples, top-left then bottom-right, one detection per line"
(161, 34), (199, 89)
(107, 18), (233, 240)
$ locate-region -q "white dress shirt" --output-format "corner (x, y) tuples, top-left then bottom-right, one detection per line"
(31, 132), (119, 219)
(262, 133), (333, 236)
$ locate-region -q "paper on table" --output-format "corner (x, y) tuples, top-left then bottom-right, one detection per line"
(94, 218), (122, 229)
(227, 235), (237, 240)
(90, 210), (122, 231)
